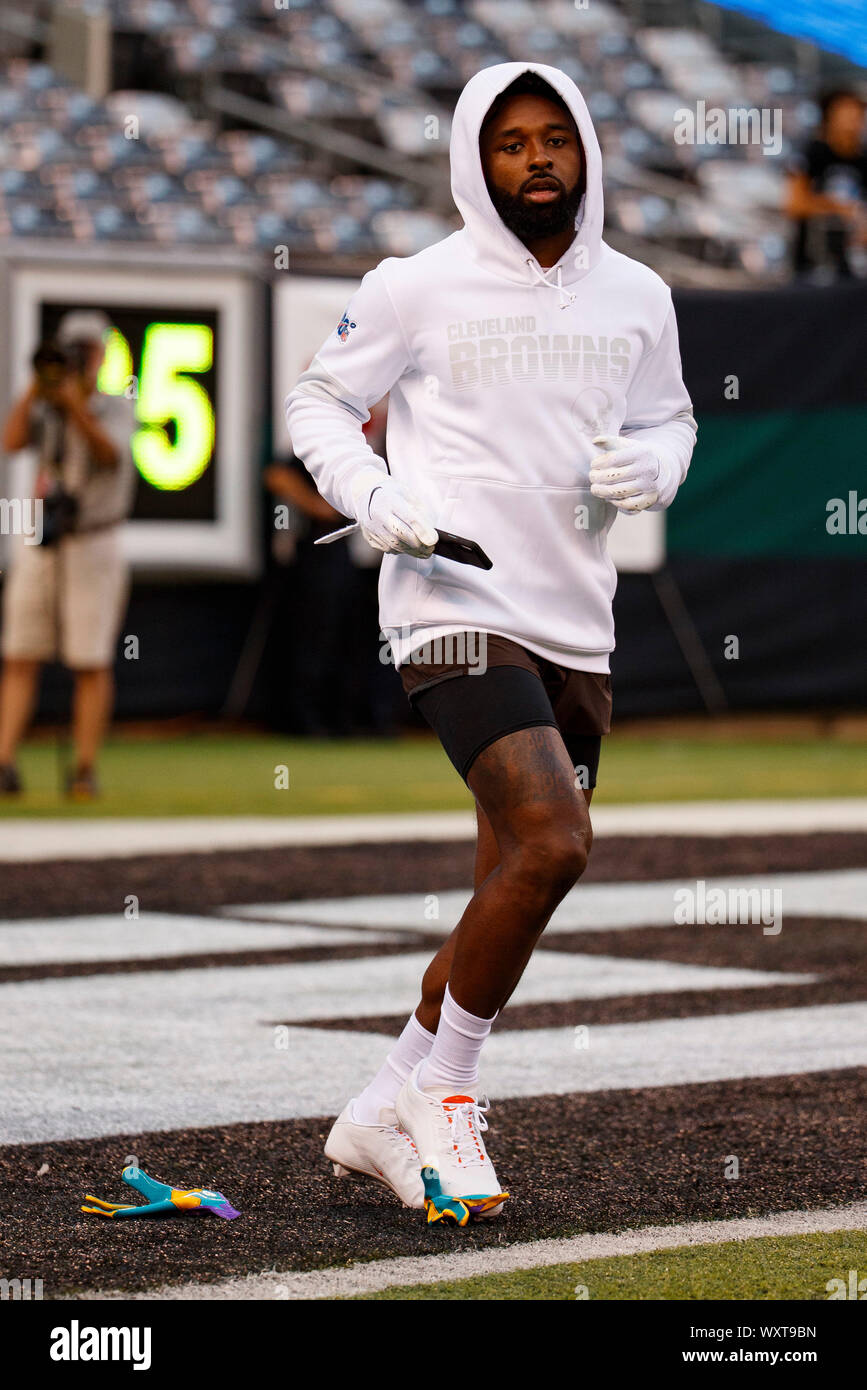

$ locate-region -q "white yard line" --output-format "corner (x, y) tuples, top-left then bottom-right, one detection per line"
(78, 1200), (867, 1301)
(0, 912), (404, 966)
(0, 813), (475, 860)
(231, 868), (867, 933)
(2, 798), (866, 861)
(2, 982), (859, 1144)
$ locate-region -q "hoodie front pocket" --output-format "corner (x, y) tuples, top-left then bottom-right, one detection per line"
(416, 475), (617, 654)
(414, 480), (463, 580)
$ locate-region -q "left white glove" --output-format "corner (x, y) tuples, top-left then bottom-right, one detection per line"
(589, 434), (660, 513)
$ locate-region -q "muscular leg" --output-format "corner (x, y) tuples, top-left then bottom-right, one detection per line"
(474, 801), (500, 890)
(416, 726), (592, 1026)
(488, 782), (594, 1014)
(416, 785), (594, 1032)
(413, 803), (500, 1032)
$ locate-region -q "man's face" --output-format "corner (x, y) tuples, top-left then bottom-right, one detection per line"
(825, 95), (865, 146)
(480, 92), (584, 243)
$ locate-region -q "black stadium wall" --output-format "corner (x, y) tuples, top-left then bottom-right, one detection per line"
(612, 277), (867, 717)
(31, 280), (867, 723)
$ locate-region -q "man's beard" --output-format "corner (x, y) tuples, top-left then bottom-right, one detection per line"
(487, 176), (583, 244)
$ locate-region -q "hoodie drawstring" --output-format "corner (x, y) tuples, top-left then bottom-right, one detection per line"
(525, 258), (577, 310)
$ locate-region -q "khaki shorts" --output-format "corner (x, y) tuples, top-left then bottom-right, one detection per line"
(1, 528), (129, 669)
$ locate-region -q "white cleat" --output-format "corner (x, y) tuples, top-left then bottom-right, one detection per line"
(324, 1102), (425, 1209)
(395, 1062), (508, 1222)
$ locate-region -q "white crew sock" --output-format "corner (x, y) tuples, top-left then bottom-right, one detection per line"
(417, 984), (496, 1092)
(352, 1012), (435, 1125)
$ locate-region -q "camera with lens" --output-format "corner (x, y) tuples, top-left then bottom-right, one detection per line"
(31, 339), (86, 546)
(38, 483), (79, 546)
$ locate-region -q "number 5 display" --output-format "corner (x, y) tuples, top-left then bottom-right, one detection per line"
(134, 323), (215, 491)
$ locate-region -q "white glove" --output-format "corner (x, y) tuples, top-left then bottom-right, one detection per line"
(589, 434), (660, 513)
(350, 468), (438, 558)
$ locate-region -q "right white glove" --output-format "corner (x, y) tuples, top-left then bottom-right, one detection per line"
(350, 469), (438, 558)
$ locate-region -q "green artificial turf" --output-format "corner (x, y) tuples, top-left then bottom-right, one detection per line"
(356, 1230), (867, 1301)
(1, 731), (864, 817)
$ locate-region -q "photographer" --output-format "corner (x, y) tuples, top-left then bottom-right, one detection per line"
(0, 310), (136, 799)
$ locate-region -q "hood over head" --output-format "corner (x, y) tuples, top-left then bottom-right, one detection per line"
(449, 62), (604, 295)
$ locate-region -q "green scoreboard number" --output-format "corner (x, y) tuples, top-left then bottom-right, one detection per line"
(41, 303), (219, 523)
(100, 322), (215, 492)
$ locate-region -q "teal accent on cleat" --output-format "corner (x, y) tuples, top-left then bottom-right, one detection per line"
(421, 1166), (471, 1227)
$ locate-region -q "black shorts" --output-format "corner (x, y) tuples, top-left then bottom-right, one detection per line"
(399, 632), (611, 785)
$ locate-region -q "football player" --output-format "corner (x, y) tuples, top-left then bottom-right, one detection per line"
(286, 63), (696, 1219)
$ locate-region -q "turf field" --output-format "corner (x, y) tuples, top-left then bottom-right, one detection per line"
(2, 727), (866, 816)
(1, 808), (866, 1301)
(357, 1232), (867, 1301)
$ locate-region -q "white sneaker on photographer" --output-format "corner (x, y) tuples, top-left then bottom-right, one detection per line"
(324, 1102), (424, 1209)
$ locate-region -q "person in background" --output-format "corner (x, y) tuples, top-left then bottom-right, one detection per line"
(266, 401), (397, 736)
(0, 310), (136, 799)
(264, 455), (343, 541)
(786, 89), (867, 280)
(263, 453), (354, 735)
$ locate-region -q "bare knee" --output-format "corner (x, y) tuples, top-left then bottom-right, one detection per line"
(537, 822), (591, 892)
(507, 804), (592, 903)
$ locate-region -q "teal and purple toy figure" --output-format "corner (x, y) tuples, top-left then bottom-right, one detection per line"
(81, 1165), (240, 1220)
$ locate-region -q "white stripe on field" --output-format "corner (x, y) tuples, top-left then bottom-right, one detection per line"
(0, 954), (852, 1144)
(76, 1200), (867, 1300)
(2, 798), (866, 861)
(229, 868), (867, 933)
(0, 912), (402, 967)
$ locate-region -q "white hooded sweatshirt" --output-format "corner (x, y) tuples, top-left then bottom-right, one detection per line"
(285, 61), (696, 673)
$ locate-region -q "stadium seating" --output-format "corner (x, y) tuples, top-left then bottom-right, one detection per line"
(0, 0), (862, 280)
